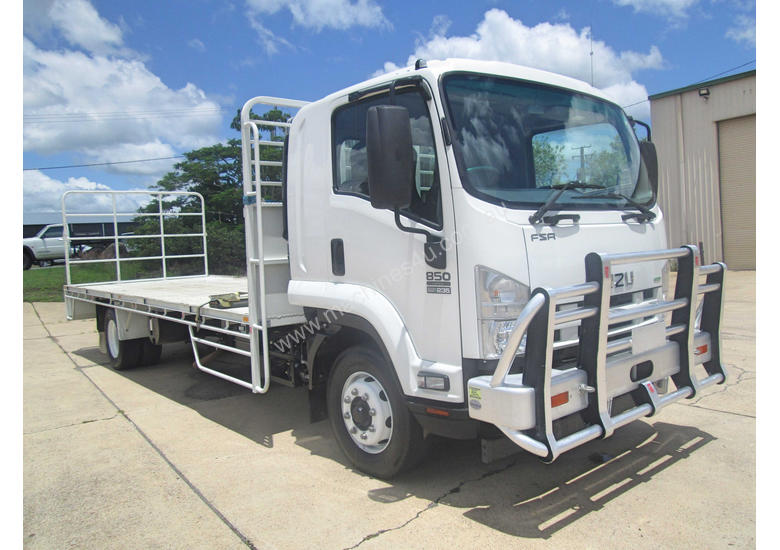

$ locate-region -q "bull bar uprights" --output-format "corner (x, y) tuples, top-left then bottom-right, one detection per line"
(468, 246), (727, 462)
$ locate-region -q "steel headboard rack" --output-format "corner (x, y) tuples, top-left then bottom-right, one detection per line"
(61, 190), (208, 285)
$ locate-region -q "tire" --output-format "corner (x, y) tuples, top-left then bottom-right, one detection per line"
(103, 309), (143, 370)
(327, 346), (427, 479)
(23, 250), (32, 270)
(139, 340), (163, 366)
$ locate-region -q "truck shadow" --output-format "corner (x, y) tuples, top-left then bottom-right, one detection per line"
(382, 421), (712, 538)
(73, 345), (714, 539)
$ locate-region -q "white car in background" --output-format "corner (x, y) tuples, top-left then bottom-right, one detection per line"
(23, 224), (66, 269)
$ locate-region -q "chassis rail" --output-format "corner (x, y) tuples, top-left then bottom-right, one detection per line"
(467, 245), (726, 461)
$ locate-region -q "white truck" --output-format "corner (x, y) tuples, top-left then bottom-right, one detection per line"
(62, 59), (727, 479)
(24, 224), (66, 269)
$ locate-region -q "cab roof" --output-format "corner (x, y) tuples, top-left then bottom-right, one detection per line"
(317, 58), (617, 107)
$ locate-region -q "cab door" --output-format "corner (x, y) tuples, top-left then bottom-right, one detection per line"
(325, 84), (461, 367)
(39, 225), (65, 259)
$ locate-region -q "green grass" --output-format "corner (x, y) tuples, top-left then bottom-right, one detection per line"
(24, 266), (68, 302)
(23, 261), (168, 302)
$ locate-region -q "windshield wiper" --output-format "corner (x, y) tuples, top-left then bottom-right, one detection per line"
(528, 181), (605, 225)
(575, 191), (656, 222)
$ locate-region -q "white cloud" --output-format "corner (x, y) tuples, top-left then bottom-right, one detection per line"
(245, 0), (390, 52)
(24, 0), (124, 55)
(726, 15), (756, 46)
(23, 37), (221, 174)
(188, 38), (206, 52)
(86, 142), (180, 176)
(247, 0), (389, 31)
(611, 0), (699, 20)
(23, 170), (151, 216)
(379, 10), (662, 119)
(23, 0), (223, 183)
(248, 16), (293, 55)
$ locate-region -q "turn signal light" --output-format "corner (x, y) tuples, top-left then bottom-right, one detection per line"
(695, 344), (708, 356)
(551, 392), (569, 408)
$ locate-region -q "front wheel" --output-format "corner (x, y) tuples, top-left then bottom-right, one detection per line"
(23, 250), (32, 270)
(327, 346), (427, 479)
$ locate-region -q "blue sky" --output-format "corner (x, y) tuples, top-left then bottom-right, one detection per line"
(21, 0), (756, 223)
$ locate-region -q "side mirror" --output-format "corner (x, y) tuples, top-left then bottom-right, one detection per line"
(366, 105), (414, 210)
(639, 140), (658, 197)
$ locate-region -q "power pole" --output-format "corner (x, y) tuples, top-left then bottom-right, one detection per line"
(572, 145), (592, 180)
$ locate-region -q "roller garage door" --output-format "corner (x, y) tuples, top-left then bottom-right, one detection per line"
(718, 114), (756, 270)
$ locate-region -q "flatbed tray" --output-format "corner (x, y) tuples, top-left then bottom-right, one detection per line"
(64, 275), (305, 328)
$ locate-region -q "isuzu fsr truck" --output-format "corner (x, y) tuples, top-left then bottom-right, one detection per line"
(63, 59), (727, 479)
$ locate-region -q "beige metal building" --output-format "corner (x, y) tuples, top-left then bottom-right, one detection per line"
(649, 70), (756, 269)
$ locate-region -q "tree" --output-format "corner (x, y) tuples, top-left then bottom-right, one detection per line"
(532, 136), (566, 187)
(584, 136), (629, 188)
(129, 107), (292, 276)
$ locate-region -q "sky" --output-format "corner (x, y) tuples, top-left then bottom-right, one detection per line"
(20, 0), (758, 224)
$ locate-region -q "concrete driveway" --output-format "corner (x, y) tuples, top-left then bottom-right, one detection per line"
(23, 272), (755, 549)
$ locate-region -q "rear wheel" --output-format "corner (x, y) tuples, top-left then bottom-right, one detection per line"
(104, 309), (142, 370)
(327, 346), (427, 479)
(139, 340), (163, 366)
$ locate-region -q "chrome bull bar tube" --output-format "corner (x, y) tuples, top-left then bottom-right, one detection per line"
(467, 245), (728, 462)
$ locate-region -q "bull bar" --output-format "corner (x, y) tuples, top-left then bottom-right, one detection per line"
(467, 245), (727, 461)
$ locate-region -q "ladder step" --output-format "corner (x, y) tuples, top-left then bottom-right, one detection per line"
(191, 335), (252, 357)
(248, 257), (289, 265)
(254, 120), (291, 129)
(257, 160), (282, 167)
(264, 257), (289, 265)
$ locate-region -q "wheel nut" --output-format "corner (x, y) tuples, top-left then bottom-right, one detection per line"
(368, 426), (375, 432)
(343, 412), (350, 419)
(369, 408), (376, 416)
(344, 396), (352, 404)
(350, 427), (358, 434)
(363, 394), (369, 401)
(360, 432), (368, 440)
(351, 388), (359, 396)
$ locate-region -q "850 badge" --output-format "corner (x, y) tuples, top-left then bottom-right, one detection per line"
(426, 271), (451, 294)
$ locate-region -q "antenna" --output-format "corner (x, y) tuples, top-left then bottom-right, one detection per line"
(589, 25), (594, 86)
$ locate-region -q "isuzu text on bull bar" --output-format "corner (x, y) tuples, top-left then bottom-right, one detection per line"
(62, 58), (726, 479)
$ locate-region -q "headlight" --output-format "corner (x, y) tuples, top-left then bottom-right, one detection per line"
(476, 266), (530, 359)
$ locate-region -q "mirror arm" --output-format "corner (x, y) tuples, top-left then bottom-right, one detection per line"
(394, 209), (429, 238)
(628, 116), (652, 142)
(394, 209), (446, 269)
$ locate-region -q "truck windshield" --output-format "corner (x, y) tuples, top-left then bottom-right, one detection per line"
(442, 73), (652, 210)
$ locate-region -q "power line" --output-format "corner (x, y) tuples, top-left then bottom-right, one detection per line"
(24, 107), (222, 118)
(24, 110), (223, 124)
(24, 106), (223, 118)
(621, 58), (756, 110)
(24, 155), (185, 171)
(690, 59), (755, 85)
(622, 98), (649, 109)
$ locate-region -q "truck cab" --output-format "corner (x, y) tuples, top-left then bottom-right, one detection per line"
(62, 58), (725, 481)
(272, 59), (725, 476)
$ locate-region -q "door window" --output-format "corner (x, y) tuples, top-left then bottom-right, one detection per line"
(332, 89), (442, 228)
(42, 226), (63, 238)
